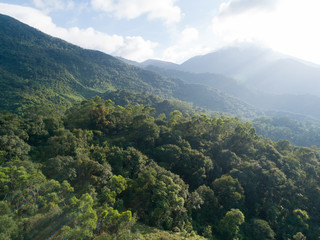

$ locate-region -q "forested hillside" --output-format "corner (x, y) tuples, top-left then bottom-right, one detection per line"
(253, 116), (320, 147)
(144, 64), (320, 119)
(0, 98), (319, 239)
(0, 14), (260, 118)
(144, 65), (257, 103)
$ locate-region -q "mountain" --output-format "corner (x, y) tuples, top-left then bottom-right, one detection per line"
(144, 44), (320, 97)
(0, 14), (262, 118)
(247, 58), (320, 95)
(144, 64), (320, 119)
(180, 45), (320, 97)
(141, 59), (180, 69)
(0, 13), (173, 111)
(180, 44), (284, 80)
(140, 45), (320, 119)
(116, 56), (141, 67)
(145, 65), (257, 101)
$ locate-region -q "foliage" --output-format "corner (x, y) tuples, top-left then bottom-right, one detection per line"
(253, 116), (320, 147)
(218, 208), (245, 239)
(1, 96), (320, 239)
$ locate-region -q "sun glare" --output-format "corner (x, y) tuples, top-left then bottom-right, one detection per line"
(269, 0), (320, 63)
(213, 0), (320, 64)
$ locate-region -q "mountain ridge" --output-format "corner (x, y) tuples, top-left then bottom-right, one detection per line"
(139, 47), (320, 119)
(0, 14), (261, 118)
(140, 44), (320, 97)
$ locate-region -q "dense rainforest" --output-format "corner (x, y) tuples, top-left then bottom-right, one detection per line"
(2, 13), (320, 240)
(1, 97), (319, 239)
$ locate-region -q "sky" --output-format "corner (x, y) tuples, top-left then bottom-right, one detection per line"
(1, 0), (320, 64)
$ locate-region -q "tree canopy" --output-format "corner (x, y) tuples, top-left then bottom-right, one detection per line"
(1, 97), (320, 239)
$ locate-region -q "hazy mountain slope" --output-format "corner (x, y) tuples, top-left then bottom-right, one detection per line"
(142, 49), (320, 119)
(180, 45), (283, 80)
(0, 14), (261, 118)
(179, 45), (320, 98)
(116, 56), (142, 67)
(145, 65), (320, 118)
(145, 65), (257, 101)
(141, 59), (180, 69)
(247, 58), (320, 95)
(261, 94), (320, 118)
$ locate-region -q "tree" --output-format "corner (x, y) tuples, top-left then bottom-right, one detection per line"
(293, 232), (306, 240)
(96, 206), (134, 237)
(225, 123), (257, 156)
(68, 193), (98, 239)
(290, 209), (309, 234)
(46, 129), (79, 157)
(218, 208), (245, 240)
(154, 145), (213, 189)
(249, 219), (275, 240)
(106, 146), (146, 178)
(169, 110), (183, 126)
(216, 149), (242, 174)
(212, 175), (244, 211)
(44, 155), (77, 181)
(0, 135), (30, 161)
(128, 162), (188, 230)
(190, 185), (219, 232)
(101, 175), (127, 206)
(0, 201), (19, 240)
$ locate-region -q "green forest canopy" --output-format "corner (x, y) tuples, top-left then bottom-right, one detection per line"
(0, 97), (319, 239)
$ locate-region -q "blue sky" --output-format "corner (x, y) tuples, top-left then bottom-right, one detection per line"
(1, 0), (320, 64)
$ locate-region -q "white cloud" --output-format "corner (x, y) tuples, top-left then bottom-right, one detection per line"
(219, 0), (277, 16)
(0, 3), (157, 62)
(0, 3), (57, 32)
(32, 0), (75, 12)
(163, 45), (210, 64)
(179, 27), (199, 44)
(91, 0), (181, 24)
(162, 27), (210, 63)
(212, 0), (320, 64)
(63, 27), (124, 53)
(114, 36), (158, 61)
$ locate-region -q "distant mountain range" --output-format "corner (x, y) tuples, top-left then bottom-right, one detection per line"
(136, 45), (320, 119)
(0, 14), (260, 118)
(142, 45), (320, 96)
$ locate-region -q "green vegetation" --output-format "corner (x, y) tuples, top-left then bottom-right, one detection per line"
(1, 97), (320, 239)
(0, 14), (261, 118)
(102, 90), (201, 118)
(253, 116), (320, 147)
(145, 59), (320, 120)
(131, 223), (207, 239)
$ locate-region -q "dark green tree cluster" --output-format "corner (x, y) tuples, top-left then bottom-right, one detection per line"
(1, 97), (320, 239)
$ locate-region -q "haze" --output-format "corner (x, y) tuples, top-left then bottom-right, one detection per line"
(1, 0), (320, 64)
